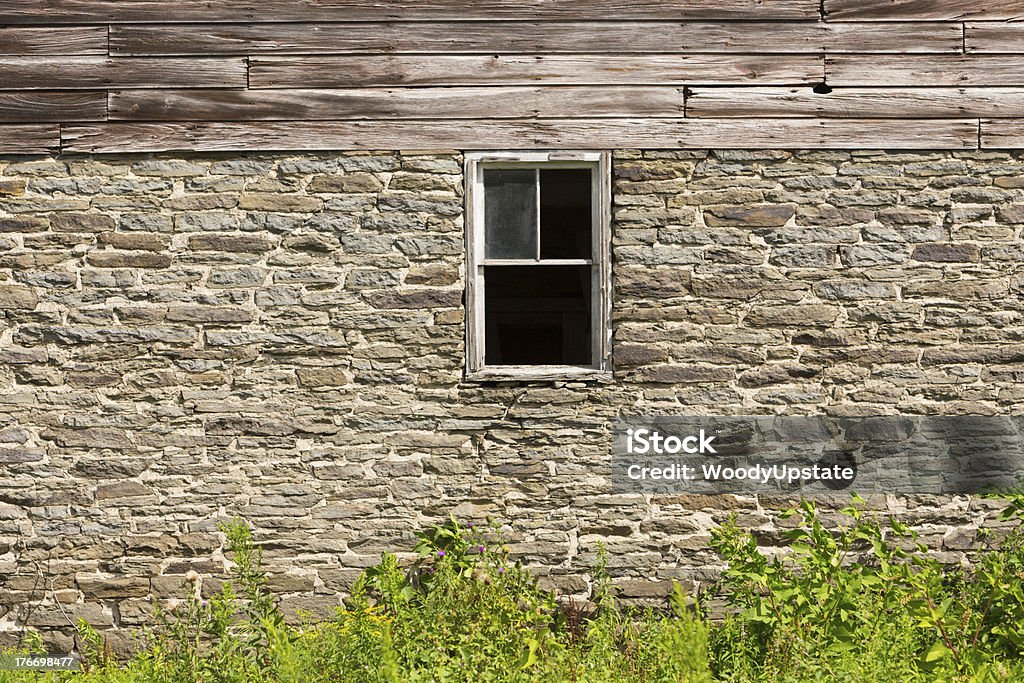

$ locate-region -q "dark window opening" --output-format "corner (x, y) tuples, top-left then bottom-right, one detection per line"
(484, 266), (592, 366)
(540, 169), (592, 259)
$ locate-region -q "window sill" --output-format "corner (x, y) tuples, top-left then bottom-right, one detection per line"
(465, 366), (613, 383)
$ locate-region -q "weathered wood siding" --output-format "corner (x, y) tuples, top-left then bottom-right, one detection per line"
(1, 0), (1023, 153)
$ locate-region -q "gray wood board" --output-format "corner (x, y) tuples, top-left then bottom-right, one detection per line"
(250, 55), (825, 88)
(0, 92), (107, 122)
(827, 56), (1024, 87)
(0, 0), (820, 23)
(62, 119), (980, 153)
(0, 124), (60, 153)
(109, 21), (963, 55)
(108, 86), (686, 121)
(824, 0), (1024, 21)
(689, 87), (1024, 118)
(0, 57), (247, 89)
(0, 26), (107, 55)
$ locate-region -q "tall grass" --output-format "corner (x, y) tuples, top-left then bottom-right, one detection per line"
(3, 494), (1024, 682)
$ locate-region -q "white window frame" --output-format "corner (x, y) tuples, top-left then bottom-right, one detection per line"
(464, 150), (612, 382)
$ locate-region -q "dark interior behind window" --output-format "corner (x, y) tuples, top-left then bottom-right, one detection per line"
(484, 265), (591, 366)
(540, 169), (592, 260)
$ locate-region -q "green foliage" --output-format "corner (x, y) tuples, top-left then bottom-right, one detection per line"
(2, 498), (1024, 683)
(708, 493), (1024, 682)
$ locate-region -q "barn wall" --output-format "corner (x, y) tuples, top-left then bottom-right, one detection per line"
(0, 148), (1022, 650)
(2, 1), (1024, 152)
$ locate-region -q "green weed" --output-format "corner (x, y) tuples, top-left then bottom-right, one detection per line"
(2, 497), (1023, 682)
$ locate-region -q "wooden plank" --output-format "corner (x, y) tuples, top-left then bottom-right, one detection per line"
(688, 86), (1024, 118)
(0, 124), (60, 153)
(110, 21), (963, 56)
(824, 0), (1024, 21)
(0, 26), (107, 55)
(61, 119), (979, 153)
(251, 55), (824, 88)
(966, 23), (1024, 54)
(0, 57), (246, 89)
(827, 56), (1024, 87)
(981, 119), (1024, 148)
(0, 1), (819, 23)
(108, 86), (685, 121)
(0, 92), (107, 122)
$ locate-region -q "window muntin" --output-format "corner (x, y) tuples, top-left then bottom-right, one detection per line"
(465, 152), (611, 380)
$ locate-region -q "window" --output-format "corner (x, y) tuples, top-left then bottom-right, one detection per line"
(465, 151), (611, 380)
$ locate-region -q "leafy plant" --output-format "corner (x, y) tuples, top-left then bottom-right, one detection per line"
(708, 493), (1024, 681)
(2, 498), (1024, 683)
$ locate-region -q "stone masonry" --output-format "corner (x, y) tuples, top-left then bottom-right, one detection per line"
(0, 149), (1022, 651)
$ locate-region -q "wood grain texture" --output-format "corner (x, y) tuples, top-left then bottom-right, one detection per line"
(0, 26), (107, 54)
(0, 2), (1012, 152)
(981, 120), (1024, 148)
(251, 55), (824, 88)
(827, 56), (1024, 86)
(0, 0), (819, 23)
(966, 23), (1024, 54)
(688, 87), (1024, 118)
(824, 0), (1024, 21)
(110, 21), (963, 56)
(61, 119), (979, 153)
(0, 57), (247, 89)
(0, 92), (107, 122)
(0, 124), (59, 153)
(108, 86), (685, 121)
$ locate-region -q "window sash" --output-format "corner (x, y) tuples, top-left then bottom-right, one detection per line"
(481, 259), (592, 266)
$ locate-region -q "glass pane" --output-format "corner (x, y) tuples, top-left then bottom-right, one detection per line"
(540, 169), (592, 259)
(484, 169), (537, 260)
(484, 265), (591, 366)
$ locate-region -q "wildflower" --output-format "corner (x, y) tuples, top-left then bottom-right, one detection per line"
(498, 567), (506, 574)
(477, 545), (485, 553)
(437, 549), (446, 558)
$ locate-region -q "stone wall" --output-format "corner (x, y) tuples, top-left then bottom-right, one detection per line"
(0, 149), (1022, 651)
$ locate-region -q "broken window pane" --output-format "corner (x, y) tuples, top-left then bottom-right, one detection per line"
(484, 169), (537, 259)
(484, 265), (591, 365)
(540, 169), (592, 259)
